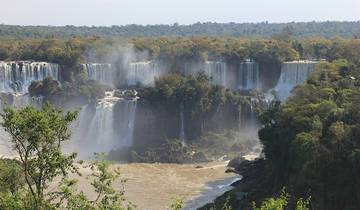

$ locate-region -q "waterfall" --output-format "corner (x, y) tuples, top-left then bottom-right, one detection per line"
(115, 97), (138, 147)
(275, 61), (317, 101)
(82, 63), (113, 86)
(238, 104), (242, 141)
(238, 101), (259, 133)
(204, 61), (227, 87)
(237, 61), (259, 91)
(127, 61), (161, 86)
(179, 104), (186, 144)
(0, 61), (56, 157)
(85, 91), (120, 153)
(73, 90), (138, 156)
(0, 61), (60, 93)
(0, 61), (58, 109)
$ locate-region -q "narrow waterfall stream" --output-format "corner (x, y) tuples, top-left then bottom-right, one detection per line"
(238, 61), (259, 91)
(179, 103), (186, 144)
(205, 61), (227, 87)
(116, 97), (138, 147)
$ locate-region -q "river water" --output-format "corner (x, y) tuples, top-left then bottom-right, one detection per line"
(66, 161), (238, 210)
(1, 135), (239, 210)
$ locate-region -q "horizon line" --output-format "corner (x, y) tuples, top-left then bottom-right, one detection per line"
(1, 20), (360, 28)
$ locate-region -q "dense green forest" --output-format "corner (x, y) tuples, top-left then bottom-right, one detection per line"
(0, 21), (360, 39)
(1, 36), (360, 67)
(203, 44), (360, 209)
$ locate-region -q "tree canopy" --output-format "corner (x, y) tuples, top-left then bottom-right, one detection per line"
(0, 21), (359, 39)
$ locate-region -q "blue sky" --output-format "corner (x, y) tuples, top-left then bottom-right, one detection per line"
(1, 0), (359, 26)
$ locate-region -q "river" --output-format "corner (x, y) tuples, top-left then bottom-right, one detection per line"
(64, 161), (239, 210)
(1, 132), (239, 210)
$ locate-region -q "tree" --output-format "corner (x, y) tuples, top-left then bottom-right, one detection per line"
(0, 159), (25, 195)
(1, 102), (78, 209)
(51, 154), (135, 210)
(252, 189), (310, 210)
(257, 60), (360, 209)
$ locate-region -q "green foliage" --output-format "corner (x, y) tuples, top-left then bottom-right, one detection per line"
(0, 22), (359, 39)
(170, 198), (184, 210)
(29, 77), (106, 105)
(0, 191), (30, 210)
(29, 77), (61, 97)
(141, 73), (244, 141)
(1, 103), (78, 209)
(258, 59), (360, 209)
(123, 140), (208, 163)
(221, 196), (233, 210)
(0, 107), (133, 210)
(295, 197), (311, 210)
(252, 189), (310, 210)
(0, 159), (25, 195)
(252, 190), (288, 210)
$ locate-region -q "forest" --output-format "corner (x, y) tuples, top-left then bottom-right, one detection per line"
(0, 21), (360, 39)
(202, 44), (360, 209)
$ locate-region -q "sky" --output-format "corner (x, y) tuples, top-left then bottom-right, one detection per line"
(0, 0), (359, 26)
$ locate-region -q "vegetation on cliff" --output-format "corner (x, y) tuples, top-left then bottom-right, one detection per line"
(205, 56), (360, 209)
(257, 59), (360, 210)
(108, 73), (256, 163)
(29, 75), (106, 107)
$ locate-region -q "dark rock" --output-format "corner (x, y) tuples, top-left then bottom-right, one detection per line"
(227, 156), (246, 168)
(225, 168), (237, 173)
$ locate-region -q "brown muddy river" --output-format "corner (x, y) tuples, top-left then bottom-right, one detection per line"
(1, 138), (240, 209)
(61, 161), (239, 210)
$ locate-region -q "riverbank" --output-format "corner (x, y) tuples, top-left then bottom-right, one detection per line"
(198, 158), (269, 210)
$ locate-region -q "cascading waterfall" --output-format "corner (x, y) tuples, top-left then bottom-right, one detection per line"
(73, 90), (138, 156)
(0, 61), (60, 93)
(274, 61), (318, 101)
(236, 99), (261, 156)
(204, 61), (227, 87)
(82, 63), (113, 86)
(85, 91), (120, 153)
(237, 61), (259, 91)
(127, 61), (161, 86)
(238, 101), (258, 132)
(115, 95), (138, 147)
(238, 104), (242, 141)
(0, 61), (58, 109)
